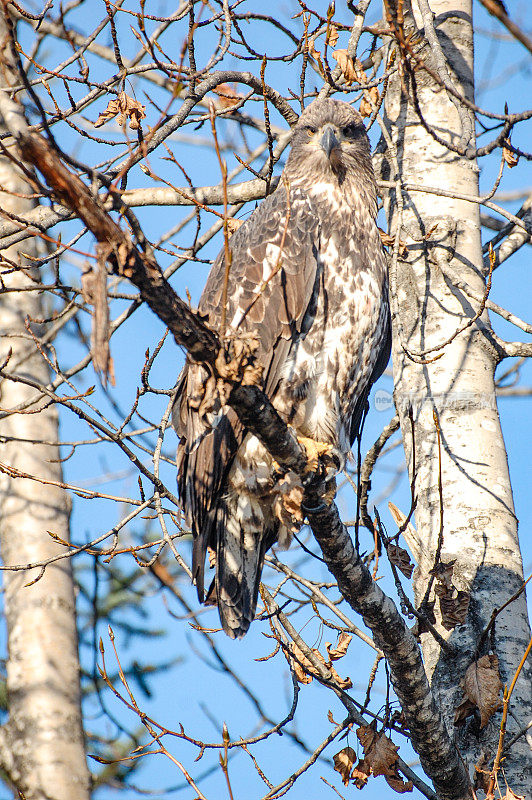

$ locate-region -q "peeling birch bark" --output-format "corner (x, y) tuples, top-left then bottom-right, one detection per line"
(378, 0), (532, 792)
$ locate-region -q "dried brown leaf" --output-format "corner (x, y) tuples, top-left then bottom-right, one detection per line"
(308, 35), (325, 76)
(327, 709), (340, 725)
(503, 139), (519, 168)
(459, 654), (503, 728)
(357, 724), (397, 776)
(226, 218), (243, 237)
(326, 632), (353, 661)
(387, 543), (414, 579)
(473, 754), (490, 792)
(311, 648), (328, 668)
(94, 91), (146, 130)
(352, 758), (371, 789)
(466, 654), (503, 728)
(326, 23), (339, 48)
(291, 659), (312, 684)
(385, 775), (414, 793)
(390, 710), (409, 732)
(333, 747), (357, 786)
(357, 724), (412, 793)
(359, 86), (380, 118)
(430, 559), (455, 589)
(438, 588), (470, 630)
(328, 662), (353, 690)
(453, 697), (475, 727)
(414, 599), (436, 635)
(332, 49), (356, 83)
(290, 643), (326, 684)
(290, 643), (313, 684)
(356, 723), (377, 753)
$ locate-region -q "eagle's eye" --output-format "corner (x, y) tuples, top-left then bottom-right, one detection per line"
(343, 124), (357, 137)
(305, 126), (316, 137)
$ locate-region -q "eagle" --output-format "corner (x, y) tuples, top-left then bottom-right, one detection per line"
(173, 98), (390, 638)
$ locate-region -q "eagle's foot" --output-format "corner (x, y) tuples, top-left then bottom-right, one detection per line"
(297, 436), (334, 474)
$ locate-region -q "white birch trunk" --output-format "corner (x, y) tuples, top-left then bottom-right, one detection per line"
(379, 0), (532, 792)
(0, 17), (91, 799)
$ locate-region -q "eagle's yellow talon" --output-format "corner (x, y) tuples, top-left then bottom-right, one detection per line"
(297, 435), (333, 473)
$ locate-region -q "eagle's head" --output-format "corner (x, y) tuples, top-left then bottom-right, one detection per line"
(285, 98), (373, 190)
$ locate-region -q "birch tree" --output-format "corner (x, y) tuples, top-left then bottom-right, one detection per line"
(0, 1), (530, 799)
(0, 14), (90, 800)
(378, 0), (531, 793)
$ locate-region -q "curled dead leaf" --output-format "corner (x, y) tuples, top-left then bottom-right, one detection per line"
(455, 654), (503, 729)
(357, 724), (399, 777)
(430, 559), (455, 589)
(437, 588), (470, 630)
(290, 649), (312, 684)
(289, 643), (326, 684)
(359, 85), (380, 118)
(454, 697), (475, 727)
(94, 91), (146, 130)
(473, 754), (490, 793)
(326, 23), (339, 48)
(331, 53), (380, 115)
(332, 49), (356, 83)
(307, 34), (325, 77)
(357, 723), (413, 793)
(413, 599), (436, 636)
(352, 758), (371, 789)
(326, 632), (353, 661)
(328, 662), (352, 690)
(289, 639), (352, 689)
(226, 218), (243, 237)
(333, 746), (357, 786)
(386, 774), (414, 793)
(327, 709), (340, 725)
(387, 543), (414, 579)
(503, 139), (519, 168)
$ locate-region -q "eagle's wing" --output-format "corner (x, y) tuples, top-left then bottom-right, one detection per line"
(174, 183), (321, 600)
(348, 308), (391, 447)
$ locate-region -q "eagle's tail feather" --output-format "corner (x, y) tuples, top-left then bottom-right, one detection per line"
(215, 493), (269, 639)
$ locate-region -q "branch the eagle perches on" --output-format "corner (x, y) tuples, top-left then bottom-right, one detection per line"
(0, 72), (470, 799)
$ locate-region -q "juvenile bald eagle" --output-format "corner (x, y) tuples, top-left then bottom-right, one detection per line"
(173, 99), (390, 638)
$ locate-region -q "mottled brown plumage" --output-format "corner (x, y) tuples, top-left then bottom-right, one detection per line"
(173, 99), (390, 638)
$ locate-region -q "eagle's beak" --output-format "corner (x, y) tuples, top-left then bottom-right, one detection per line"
(320, 125), (339, 157)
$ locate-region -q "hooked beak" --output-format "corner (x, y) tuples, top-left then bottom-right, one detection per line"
(320, 124), (339, 157)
